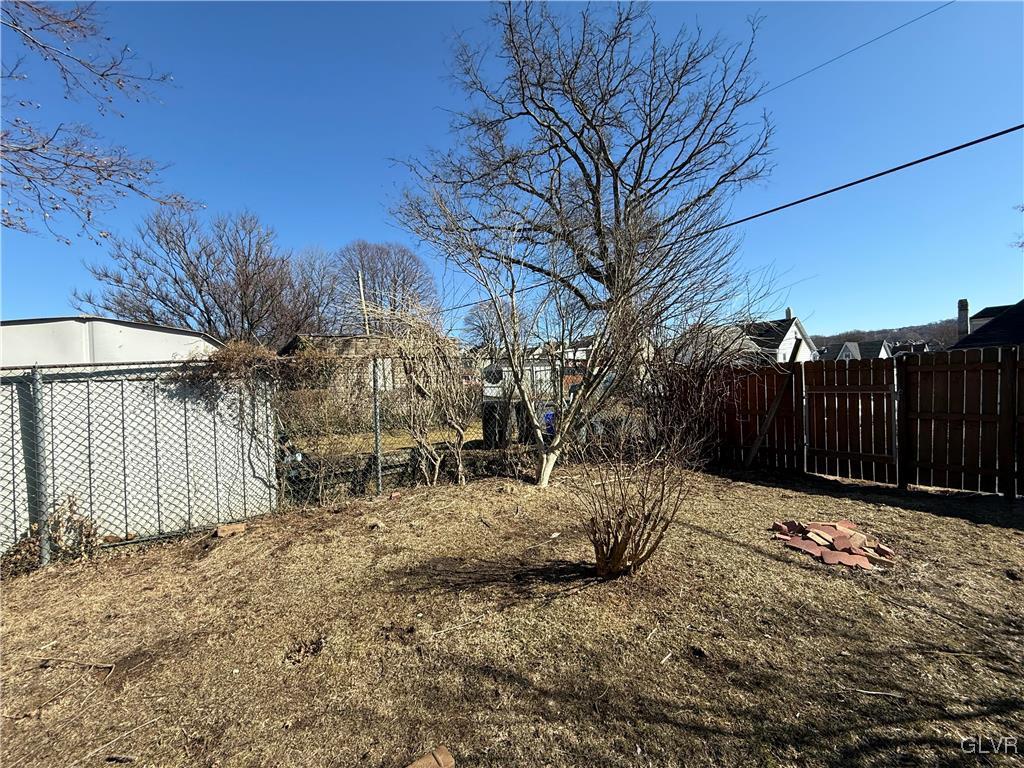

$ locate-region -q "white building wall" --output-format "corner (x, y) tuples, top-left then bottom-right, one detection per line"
(776, 326), (815, 363)
(1, 318), (218, 368)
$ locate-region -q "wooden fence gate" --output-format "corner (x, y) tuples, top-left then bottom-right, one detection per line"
(804, 359), (896, 485)
(720, 346), (1019, 497)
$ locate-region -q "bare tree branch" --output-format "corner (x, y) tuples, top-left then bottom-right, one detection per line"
(396, 3), (774, 486)
(1, 1), (189, 243)
(72, 209), (332, 348)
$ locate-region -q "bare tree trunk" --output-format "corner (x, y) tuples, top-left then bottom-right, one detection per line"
(454, 445), (465, 485)
(451, 425), (467, 485)
(536, 449), (561, 489)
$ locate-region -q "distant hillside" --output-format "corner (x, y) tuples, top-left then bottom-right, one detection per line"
(811, 318), (958, 348)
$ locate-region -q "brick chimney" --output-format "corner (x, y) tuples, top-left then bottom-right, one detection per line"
(785, 307), (793, 320)
(957, 299), (970, 339)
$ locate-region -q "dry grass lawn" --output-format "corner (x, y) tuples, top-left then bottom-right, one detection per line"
(2, 471), (1022, 767)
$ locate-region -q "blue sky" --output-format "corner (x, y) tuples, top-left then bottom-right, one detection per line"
(1, 1), (1022, 335)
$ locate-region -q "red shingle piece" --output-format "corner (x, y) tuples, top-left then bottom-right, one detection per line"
(772, 518), (893, 571)
(821, 549), (843, 565)
(786, 538), (825, 559)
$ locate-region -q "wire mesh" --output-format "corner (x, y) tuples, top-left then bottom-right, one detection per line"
(276, 350), (491, 502)
(0, 362), (276, 554)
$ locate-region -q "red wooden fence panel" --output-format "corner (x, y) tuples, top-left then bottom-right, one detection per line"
(803, 359), (896, 484)
(1016, 347), (1024, 494)
(720, 365), (802, 471)
(717, 346), (1017, 496)
(900, 346), (1013, 494)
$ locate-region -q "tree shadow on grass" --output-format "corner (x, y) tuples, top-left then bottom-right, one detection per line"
(389, 556), (602, 601)
(415, 639), (1023, 768)
(414, 611), (1022, 768)
(712, 468), (1024, 531)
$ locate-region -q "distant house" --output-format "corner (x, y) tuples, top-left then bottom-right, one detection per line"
(815, 339), (890, 362)
(951, 299), (1024, 349)
(482, 343), (580, 403)
(857, 340), (891, 359)
(0, 316), (221, 367)
(815, 341), (858, 362)
(958, 300), (1014, 339)
(891, 340), (943, 356)
(278, 333), (399, 390)
(740, 309), (817, 363)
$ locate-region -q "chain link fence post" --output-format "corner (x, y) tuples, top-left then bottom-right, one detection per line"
(372, 355), (383, 495)
(28, 367), (51, 565)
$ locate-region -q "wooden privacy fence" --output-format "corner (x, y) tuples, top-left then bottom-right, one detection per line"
(720, 347), (1019, 496)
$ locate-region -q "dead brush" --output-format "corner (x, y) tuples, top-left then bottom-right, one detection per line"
(574, 455), (689, 578)
(1, 494), (98, 579)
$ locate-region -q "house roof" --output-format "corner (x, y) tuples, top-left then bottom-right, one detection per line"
(951, 300), (1024, 349)
(815, 342), (853, 361)
(741, 317), (816, 356)
(858, 340), (889, 358)
(0, 315), (223, 347)
(891, 340), (941, 355)
(971, 305), (1013, 321)
(742, 318), (792, 351)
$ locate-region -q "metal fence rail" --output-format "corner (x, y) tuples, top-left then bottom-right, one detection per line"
(0, 361), (276, 554)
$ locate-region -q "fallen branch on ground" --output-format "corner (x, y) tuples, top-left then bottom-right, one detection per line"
(838, 686), (904, 699)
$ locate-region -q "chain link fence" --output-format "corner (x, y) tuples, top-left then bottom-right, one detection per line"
(276, 349), (496, 503)
(0, 345), (546, 561)
(0, 361), (275, 557)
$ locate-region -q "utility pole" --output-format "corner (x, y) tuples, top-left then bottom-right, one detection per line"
(358, 271), (384, 495)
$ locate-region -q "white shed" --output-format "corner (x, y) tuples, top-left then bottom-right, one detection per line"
(0, 316), (221, 367)
(0, 318), (278, 553)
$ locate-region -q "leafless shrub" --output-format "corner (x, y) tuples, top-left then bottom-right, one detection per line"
(570, 375), (713, 579)
(642, 323), (754, 465)
(372, 305), (482, 485)
(1, 494), (97, 579)
(573, 451), (690, 579)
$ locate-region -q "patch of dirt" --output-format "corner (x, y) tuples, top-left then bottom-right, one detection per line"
(283, 632), (327, 666)
(1, 473), (1021, 767)
(101, 648), (156, 691)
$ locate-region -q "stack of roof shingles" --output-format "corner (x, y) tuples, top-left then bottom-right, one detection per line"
(772, 520), (895, 570)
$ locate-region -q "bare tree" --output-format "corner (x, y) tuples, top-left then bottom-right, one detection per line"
(293, 246), (348, 334)
(462, 299), (528, 359)
(333, 240), (438, 334)
(376, 305), (481, 485)
(73, 208), (331, 348)
(2, 1), (188, 243)
(398, 3), (772, 486)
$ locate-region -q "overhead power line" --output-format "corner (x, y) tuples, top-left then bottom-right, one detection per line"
(439, 122), (1024, 315)
(703, 123), (1024, 234)
(761, 1), (957, 97)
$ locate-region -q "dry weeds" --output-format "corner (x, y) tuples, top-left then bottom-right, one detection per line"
(2, 472), (1021, 767)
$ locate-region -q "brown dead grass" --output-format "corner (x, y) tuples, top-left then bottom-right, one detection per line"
(2, 471), (1022, 767)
